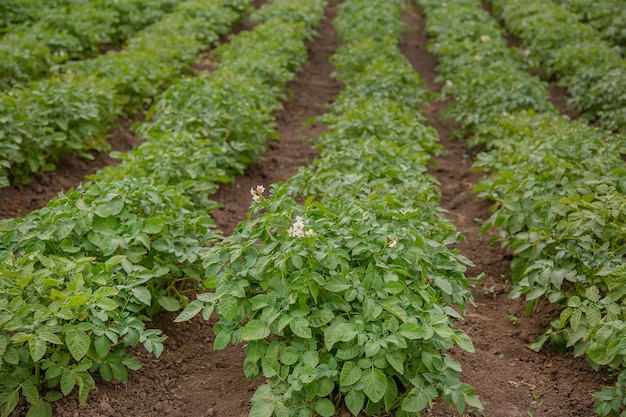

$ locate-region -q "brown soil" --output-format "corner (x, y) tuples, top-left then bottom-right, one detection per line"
(5, 2), (611, 417)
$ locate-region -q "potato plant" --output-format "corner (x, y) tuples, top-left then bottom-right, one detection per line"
(0, 0), (251, 187)
(178, 1), (482, 416)
(0, 0), (181, 90)
(0, 0), (326, 415)
(554, 0), (626, 56)
(418, 0), (626, 415)
(0, 0), (88, 32)
(489, 0), (626, 132)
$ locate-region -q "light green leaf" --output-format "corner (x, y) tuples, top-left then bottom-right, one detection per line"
(345, 389), (364, 416)
(25, 400), (52, 417)
(399, 322), (428, 340)
(175, 300), (204, 322)
(158, 296), (181, 312)
(60, 371), (76, 396)
(29, 337), (47, 362)
(433, 276), (452, 295)
(402, 390), (428, 413)
(289, 317), (311, 338)
(21, 379), (39, 404)
(213, 330), (231, 350)
(314, 398), (335, 417)
(131, 287), (152, 306)
(308, 309), (334, 327)
(143, 217), (165, 234)
(340, 361), (362, 387)
(324, 322), (357, 350)
(385, 351), (404, 374)
(242, 320), (270, 341)
(360, 368), (387, 403)
(451, 330), (475, 353)
(585, 286), (600, 303)
(66, 330), (90, 361)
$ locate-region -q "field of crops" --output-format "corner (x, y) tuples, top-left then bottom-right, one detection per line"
(0, 0), (625, 416)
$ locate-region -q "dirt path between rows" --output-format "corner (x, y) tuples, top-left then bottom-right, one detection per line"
(7, 2), (612, 417)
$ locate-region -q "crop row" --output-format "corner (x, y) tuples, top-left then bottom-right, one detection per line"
(176, 1), (482, 416)
(553, 0), (626, 56)
(417, 0), (626, 415)
(0, 0), (327, 416)
(488, 0), (626, 133)
(0, 0), (86, 32)
(0, 0), (182, 90)
(0, 0), (249, 188)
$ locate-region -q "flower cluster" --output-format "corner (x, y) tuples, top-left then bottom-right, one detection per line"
(287, 216), (314, 238)
(250, 185), (265, 203)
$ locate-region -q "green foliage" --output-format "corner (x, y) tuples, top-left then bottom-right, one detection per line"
(0, 75), (117, 186)
(0, 0), (87, 30)
(490, 0), (626, 132)
(0, 0), (325, 414)
(178, 0), (481, 415)
(418, 0), (626, 414)
(419, 0), (555, 132)
(0, 0), (183, 90)
(0, 176), (219, 416)
(0, 0), (250, 187)
(554, 0), (626, 56)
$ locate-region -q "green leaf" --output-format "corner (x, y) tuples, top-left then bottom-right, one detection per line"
(324, 322), (357, 350)
(360, 368), (387, 403)
(261, 357), (280, 378)
(385, 351), (404, 374)
(249, 401), (274, 417)
(21, 379), (40, 404)
(242, 320), (270, 341)
(402, 390), (428, 413)
(0, 334), (8, 356)
(94, 198), (124, 218)
(525, 287), (545, 301)
(433, 276), (452, 295)
(60, 371), (76, 396)
(289, 317), (312, 338)
(325, 275), (351, 292)
(314, 398), (335, 417)
(0, 388), (20, 416)
(25, 400), (52, 417)
(308, 309), (334, 327)
(66, 330), (90, 361)
(451, 330), (475, 353)
(345, 389), (364, 416)
(213, 330), (231, 350)
(175, 300), (204, 322)
(158, 296), (181, 312)
(340, 361), (362, 387)
(131, 287), (152, 306)
(398, 322), (429, 340)
(585, 286), (600, 303)
(29, 337), (47, 362)
(143, 217), (165, 234)
(122, 356), (142, 371)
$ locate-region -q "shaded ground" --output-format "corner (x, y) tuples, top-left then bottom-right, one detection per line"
(6, 2), (612, 417)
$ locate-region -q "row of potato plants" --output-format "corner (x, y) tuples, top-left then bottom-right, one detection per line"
(176, 0), (483, 416)
(417, 0), (626, 415)
(0, 0), (182, 90)
(553, 0), (626, 56)
(488, 0), (626, 133)
(0, 0), (87, 34)
(0, 1), (326, 416)
(0, 0), (249, 188)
